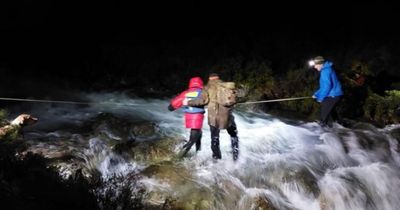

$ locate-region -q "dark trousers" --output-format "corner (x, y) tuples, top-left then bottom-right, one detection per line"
(210, 117), (239, 160)
(396, 106), (400, 117)
(321, 96), (342, 126)
(179, 129), (202, 158)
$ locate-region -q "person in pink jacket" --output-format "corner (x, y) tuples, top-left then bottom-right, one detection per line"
(168, 77), (205, 158)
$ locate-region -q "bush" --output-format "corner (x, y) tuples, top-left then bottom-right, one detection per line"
(0, 109), (8, 126)
(364, 90), (400, 125)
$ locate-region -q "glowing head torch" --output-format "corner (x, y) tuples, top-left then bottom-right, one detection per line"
(308, 60), (316, 67)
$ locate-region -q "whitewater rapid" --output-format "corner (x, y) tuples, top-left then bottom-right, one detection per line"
(11, 92), (400, 210)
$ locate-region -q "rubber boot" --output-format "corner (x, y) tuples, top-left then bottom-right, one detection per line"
(195, 130), (202, 152)
(195, 138), (201, 152)
(177, 140), (195, 159)
(231, 136), (239, 161)
(211, 137), (221, 159)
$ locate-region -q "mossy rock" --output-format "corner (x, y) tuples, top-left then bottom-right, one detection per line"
(140, 161), (216, 210)
(238, 192), (288, 210)
(128, 138), (179, 162)
(130, 121), (157, 140)
(254, 195), (279, 210)
(141, 161), (191, 185)
(281, 166), (320, 197)
(255, 162), (320, 197)
(91, 113), (131, 140)
(161, 189), (213, 210)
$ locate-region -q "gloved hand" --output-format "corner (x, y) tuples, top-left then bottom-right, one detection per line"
(182, 98), (189, 106)
(168, 104), (175, 111)
(11, 114), (38, 126)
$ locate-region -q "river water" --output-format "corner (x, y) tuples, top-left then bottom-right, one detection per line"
(10, 92), (400, 210)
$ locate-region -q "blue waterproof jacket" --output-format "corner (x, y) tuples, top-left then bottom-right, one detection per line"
(313, 61), (343, 102)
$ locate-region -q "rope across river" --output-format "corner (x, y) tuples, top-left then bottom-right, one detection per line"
(0, 96), (312, 106)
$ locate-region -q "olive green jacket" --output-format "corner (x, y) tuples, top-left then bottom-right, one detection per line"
(188, 79), (233, 129)
(0, 124), (21, 140)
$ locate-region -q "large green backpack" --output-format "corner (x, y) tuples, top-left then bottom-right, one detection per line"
(216, 82), (236, 106)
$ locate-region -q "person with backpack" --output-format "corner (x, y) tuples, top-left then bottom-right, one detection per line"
(168, 77), (205, 158)
(184, 73), (239, 161)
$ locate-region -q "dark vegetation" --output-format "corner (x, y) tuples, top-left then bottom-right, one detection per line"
(1, 38), (399, 126)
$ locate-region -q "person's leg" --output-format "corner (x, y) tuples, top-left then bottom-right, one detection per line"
(227, 116), (239, 161)
(396, 106), (400, 117)
(210, 125), (221, 159)
(178, 129), (201, 158)
(330, 97), (342, 122)
(320, 97), (338, 126)
(195, 130), (202, 152)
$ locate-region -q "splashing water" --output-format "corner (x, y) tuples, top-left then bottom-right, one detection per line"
(13, 92), (400, 210)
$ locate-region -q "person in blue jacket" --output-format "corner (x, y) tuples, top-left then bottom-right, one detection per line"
(310, 56), (343, 127)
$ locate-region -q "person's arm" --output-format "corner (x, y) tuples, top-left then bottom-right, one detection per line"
(234, 86), (248, 103)
(314, 69), (332, 102)
(168, 91), (187, 111)
(0, 114), (38, 139)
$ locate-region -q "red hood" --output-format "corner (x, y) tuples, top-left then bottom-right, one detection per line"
(188, 77), (203, 89)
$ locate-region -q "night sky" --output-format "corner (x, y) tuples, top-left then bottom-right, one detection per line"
(1, 1), (399, 91)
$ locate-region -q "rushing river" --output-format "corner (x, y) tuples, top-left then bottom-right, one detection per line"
(9, 92), (400, 210)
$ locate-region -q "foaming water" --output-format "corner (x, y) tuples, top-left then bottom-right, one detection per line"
(12, 92), (400, 210)
(85, 137), (143, 179)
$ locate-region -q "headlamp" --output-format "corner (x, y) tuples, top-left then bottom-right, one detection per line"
(308, 60), (315, 67)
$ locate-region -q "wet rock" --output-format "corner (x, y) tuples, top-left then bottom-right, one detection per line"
(282, 166), (320, 197)
(130, 121), (157, 140)
(91, 113), (159, 151)
(140, 160), (216, 210)
(254, 195), (279, 210)
(259, 162), (320, 197)
(130, 138), (179, 162)
(389, 127), (400, 142)
(91, 113), (128, 141)
(318, 194), (332, 210)
(52, 161), (91, 180)
(238, 192), (292, 210)
(171, 198), (212, 210)
(355, 130), (389, 151)
(96, 173), (145, 210)
(16, 136), (93, 180)
(351, 122), (380, 132)
(337, 124), (392, 162)
(388, 127), (400, 152)
(162, 198), (180, 210)
(145, 191), (170, 207)
(318, 171), (377, 210)
(111, 139), (136, 155)
(141, 161), (190, 185)
(145, 185), (213, 210)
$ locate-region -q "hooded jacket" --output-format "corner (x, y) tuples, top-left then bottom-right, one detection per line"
(313, 61), (343, 102)
(169, 77), (205, 129)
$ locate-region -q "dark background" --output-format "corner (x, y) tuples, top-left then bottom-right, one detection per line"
(1, 0), (399, 95)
